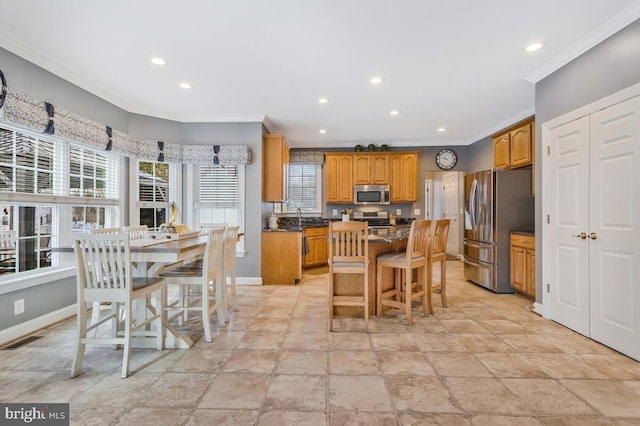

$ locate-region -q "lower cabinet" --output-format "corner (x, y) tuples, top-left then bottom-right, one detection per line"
(510, 233), (535, 298)
(261, 231), (302, 285)
(303, 227), (328, 268)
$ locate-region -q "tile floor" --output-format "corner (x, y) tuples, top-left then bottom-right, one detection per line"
(2, 261), (640, 425)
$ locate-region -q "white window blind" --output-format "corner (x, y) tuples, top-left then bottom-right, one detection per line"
(197, 165), (242, 226)
(288, 164), (321, 213)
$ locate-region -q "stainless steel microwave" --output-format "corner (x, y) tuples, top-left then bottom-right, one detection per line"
(353, 185), (390, 205)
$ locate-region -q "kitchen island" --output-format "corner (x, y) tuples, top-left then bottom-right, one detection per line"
(333, 225), (411, 317)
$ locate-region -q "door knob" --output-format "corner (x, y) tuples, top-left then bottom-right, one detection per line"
(571, 232), (587, 239)
(589, 232), (597, 240)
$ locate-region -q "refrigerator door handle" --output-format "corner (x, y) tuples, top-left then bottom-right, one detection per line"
(469, 178), (479, 231)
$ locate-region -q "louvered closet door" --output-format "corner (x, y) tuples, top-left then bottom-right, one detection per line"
(588, 95), (640, 360)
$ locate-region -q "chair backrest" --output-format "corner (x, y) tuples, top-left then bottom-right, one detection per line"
(123, 225), (149, 240)
(223, 226), (240, 268)
(203, 228), (226, 282)
(405, 219), (432, 262)
(0, 230), (16, 250)
(328, 221), (368, 265)
(90, 227), (121, 235)
(201, 223), (227, 233)
(431, 219), (451, 258)
(73, 233), (133, 303)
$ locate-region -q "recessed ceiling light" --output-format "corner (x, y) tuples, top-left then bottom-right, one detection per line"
(525, 42), (543, 52)
(150, 57), (166, 65)
(370, 76), (383, 85)
(179, 82), (192, 89)
(389, 110), (400, 116)
(318, 98), (329, 104)
(319, 129), (327, 134)
(438, 127), (446, 132)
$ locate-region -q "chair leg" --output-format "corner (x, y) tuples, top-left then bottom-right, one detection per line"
(71, 305), (87, 378)
(440, 260), (448, 308)
(155, 288), (164, 351)
(229, 266), (239, 312)
(90, 302), (101, 337)
(202, 282), (213, 343)
(376, 264), (383, 316)
(329, 272), (334, 332)
(405, 267), (413, 326)
(215, 277), (227, 327)
(363, 273), (368, 333)
(427, 261), (435, 315)
(421, 265), (429, 318)
(121, 302), (133, 379)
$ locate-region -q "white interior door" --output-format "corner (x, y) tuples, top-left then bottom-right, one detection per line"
(546, 116), (591, 336)
(588, 96), (640, 359)
(545, 94), (640, 361)
(442, 172), (459, 256)
(424, 179), (434, 220)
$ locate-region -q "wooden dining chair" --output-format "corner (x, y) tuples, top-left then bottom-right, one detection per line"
(123, 225), (149, 240)
(328, 221), (369, 332)
(88, 227), (124, 332)
(71, 233), (164, 379)
(376, 219), (432, 325)
(428, 219), (451, 315)
(90, 227), (122, 235)
(160, 228), (226, 342)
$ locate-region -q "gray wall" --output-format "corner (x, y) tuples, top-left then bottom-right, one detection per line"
(466, 137), (494, 173)
(534, 18), (640, 303)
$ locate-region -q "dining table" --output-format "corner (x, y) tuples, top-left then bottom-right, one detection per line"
(54, 232), (210, 349)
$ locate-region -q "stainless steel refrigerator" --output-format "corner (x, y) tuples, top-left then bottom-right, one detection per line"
(463, 169), (534, 293)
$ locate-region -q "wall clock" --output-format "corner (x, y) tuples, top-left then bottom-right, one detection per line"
(435, 149), (457, 170)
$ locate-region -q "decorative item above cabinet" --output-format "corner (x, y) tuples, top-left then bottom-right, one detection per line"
(262, 134), (290, 202)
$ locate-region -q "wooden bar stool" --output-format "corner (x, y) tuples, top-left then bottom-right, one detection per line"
(428, 219), (450, 315)
(376, 220), (432, 325)
(328, 221), (369, 332)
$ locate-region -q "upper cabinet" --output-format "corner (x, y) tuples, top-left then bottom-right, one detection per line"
(389, 152), (418, 202)
(262, 134), (290, 202)
(325, 153), (354, 203)
(354, 153), (389, 185)
(492, 117), (534, 170)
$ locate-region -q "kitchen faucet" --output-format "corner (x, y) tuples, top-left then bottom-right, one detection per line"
(296, 208), (302, 226)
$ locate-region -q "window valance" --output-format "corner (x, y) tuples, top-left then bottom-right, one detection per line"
(290, 150), (324, 165)
(0, 76), (249, 166)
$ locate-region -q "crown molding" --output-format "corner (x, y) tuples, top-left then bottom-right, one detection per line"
(464, 106), (536, 145)
(526, 1), (640, 83)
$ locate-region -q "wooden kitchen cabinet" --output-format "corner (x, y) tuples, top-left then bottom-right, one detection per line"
(493, 118), (534, 170)
(262, 134), (290, 202)
(262, 231), (302, 285)
(303, 227), (328, 268)
(389, 152), (418, 202)
(510, 233), (535, 298)
(353, 153), (389, 185)
(325, 153), (353, 203)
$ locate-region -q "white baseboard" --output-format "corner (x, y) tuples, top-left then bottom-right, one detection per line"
(235, 276), (262, 286)
(0, 304), (76, 346)
(532, 302), (544, 316)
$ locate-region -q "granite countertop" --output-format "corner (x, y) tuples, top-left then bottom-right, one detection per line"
(511, 230), (535, 236)
(368, 225), (411, 243)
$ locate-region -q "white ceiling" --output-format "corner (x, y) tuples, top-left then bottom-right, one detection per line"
(0, 0), (639, 148)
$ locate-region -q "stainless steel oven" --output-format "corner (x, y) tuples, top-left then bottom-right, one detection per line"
(353, 185), (390, 205)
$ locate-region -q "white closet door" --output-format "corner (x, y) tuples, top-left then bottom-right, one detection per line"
(546, 116), (591, 336)
(442, 172), (459, 256)
(589, 96), (640, 360)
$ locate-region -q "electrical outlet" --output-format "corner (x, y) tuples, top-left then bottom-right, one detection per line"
(332, 209), (338, 216)
(414, 208), (420, 216)
(396, 209), (402, 215)
(14, 299), (24, 315)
